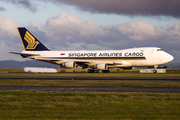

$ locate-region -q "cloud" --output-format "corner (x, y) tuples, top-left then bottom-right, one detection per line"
(0, 6), (6, 11)
(33, 13), (180, 62)
(52, 0), (180, 17)
(1, 12), (180, 62)
(41, 12), (105, 50)
(34, 13), (180, 52)
(1, 0), (37, 12)
(0, 16), (23, 38)
(0, 15), (23, 60)
(42, 13), (155, 48)
(2, 0), (180, 17)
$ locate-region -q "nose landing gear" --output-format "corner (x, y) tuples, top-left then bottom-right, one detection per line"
(153, 65), (158, 73)
(153, 69), (157, 73)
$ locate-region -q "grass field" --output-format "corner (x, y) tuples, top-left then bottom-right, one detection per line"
(1, 68), (180, 78)
(0, 68), (180, 119)
(2, 72), (180, 78)
(0, 80), (180, 87)
(0, 91), (180, 120)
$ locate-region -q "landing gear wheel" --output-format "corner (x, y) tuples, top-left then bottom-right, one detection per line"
(91, 70), (95, 73)
(87, 69), (93, 73)
(94, 70), (99, 73)
(102, 70), (110, 73)
(153, 69), (157, 73)
(87, 69), (95, 73)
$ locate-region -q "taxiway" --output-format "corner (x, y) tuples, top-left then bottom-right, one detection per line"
(0, 85), (180, 92)
(0, 77), (180, 81)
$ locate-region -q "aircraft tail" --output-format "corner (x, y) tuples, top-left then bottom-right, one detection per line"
(17, 27), (49, 51)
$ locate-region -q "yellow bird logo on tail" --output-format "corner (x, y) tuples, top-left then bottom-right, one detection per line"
(24, 31), (39, 49)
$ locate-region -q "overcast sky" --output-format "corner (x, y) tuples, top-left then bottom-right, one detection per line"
(0, 0), (180, 63)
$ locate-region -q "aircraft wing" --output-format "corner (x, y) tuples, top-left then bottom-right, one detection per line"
(34, 57), (90, 64)
(33, 57), (92, 66)
(34, 57), (131, 66)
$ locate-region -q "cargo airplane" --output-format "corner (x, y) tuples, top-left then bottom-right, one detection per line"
(10, 27), (174, 73)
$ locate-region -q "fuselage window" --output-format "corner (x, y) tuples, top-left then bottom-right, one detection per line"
(157, 49), (162, 51)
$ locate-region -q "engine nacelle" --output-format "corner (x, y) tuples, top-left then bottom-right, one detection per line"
(62, 61), (76, 68)
(94, 63), (107, 70)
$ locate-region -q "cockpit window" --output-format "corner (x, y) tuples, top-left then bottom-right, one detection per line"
(157, 49), (162, 51)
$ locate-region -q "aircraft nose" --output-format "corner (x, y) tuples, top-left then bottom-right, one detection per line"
(161, 53), (174, 63)
(169, 54), (174, 62)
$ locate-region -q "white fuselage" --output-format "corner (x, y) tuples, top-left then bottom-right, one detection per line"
(21, 47), (174, 68)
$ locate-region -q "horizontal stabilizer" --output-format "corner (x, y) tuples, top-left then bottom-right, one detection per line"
(9, 52), (40, 58)
(9, 52), (40, 56)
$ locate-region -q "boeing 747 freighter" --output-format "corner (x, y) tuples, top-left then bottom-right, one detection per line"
(10, 27), (174, 73)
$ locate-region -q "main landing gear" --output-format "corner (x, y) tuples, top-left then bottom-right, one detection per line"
(87, 69), (109, 73)
(87, 69), (99, 73)
(102, 70), (110, 73)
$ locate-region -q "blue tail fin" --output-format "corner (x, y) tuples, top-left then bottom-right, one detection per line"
(17, 27), (49, 51)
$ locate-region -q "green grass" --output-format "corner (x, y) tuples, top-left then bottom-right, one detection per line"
(0, 68), (180, 119)
(0, 91), (180, 120)
(1, 72), (180, 78)
(1, 68), (180, 73)
(1, 68), (180, 78)
(0, 80), (180, 87)
(0, 68), (23, 73)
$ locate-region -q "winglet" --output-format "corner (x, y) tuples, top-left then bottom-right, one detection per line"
(17, 27), (50, 51)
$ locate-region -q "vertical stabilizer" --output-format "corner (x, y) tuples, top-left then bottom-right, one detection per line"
(17, 27), (49, 51)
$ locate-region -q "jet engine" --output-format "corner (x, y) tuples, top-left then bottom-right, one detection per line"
(62, 61), (76, 68)
(93, 63), (107, 70)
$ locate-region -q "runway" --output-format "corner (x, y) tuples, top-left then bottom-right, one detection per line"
(0, 85), (180, 92)
(0, 77), (180, 81)
(1, 76), (180, 92)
